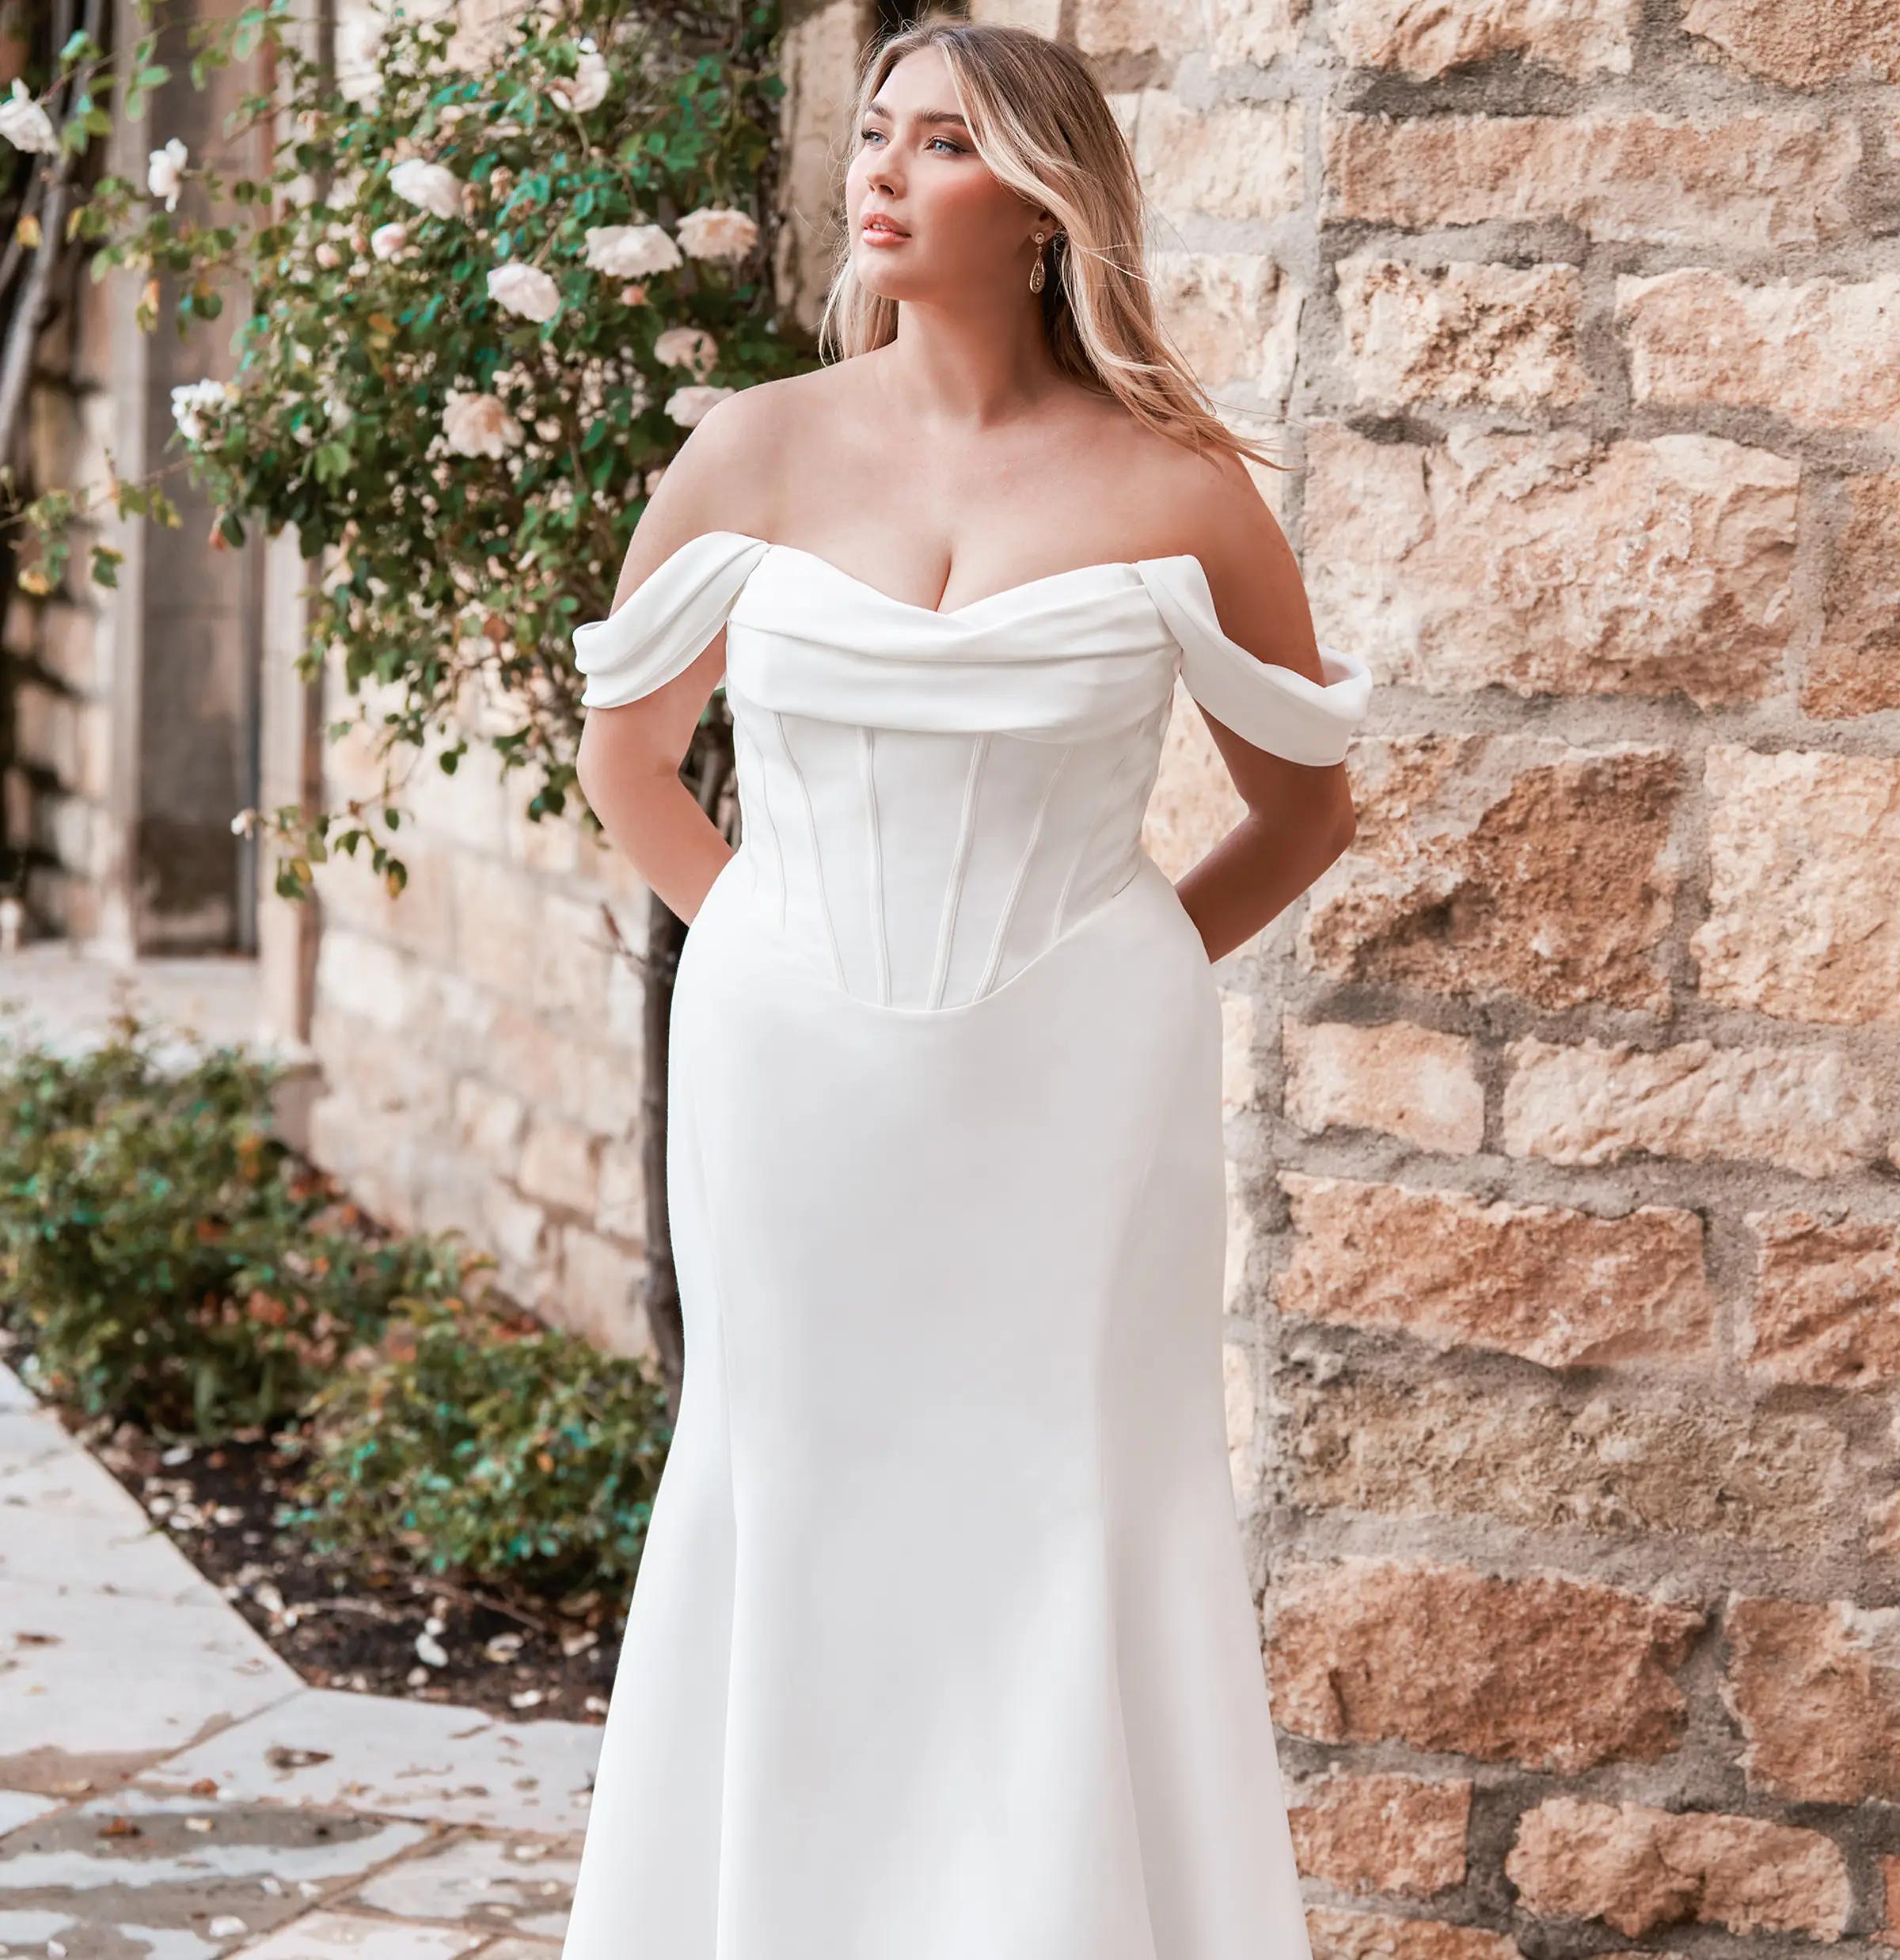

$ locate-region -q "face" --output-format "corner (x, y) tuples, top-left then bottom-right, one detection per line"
(844, 46), (1056, 301)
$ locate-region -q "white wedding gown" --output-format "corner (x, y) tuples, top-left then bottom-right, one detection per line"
(558, 530), (1371, 1960)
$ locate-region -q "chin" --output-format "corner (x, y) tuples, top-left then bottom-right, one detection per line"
(853, 254), (918, 298)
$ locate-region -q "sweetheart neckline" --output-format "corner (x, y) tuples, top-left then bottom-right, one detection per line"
(720, 530), (1205, 622)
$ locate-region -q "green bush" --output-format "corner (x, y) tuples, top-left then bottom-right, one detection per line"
(0, 1010), (481, 1441)
(278, 1290), (673, 1603)
(0, 1005), (675, 1607)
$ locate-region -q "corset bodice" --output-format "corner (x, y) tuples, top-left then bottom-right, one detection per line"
(572, 530), (1371, 1010)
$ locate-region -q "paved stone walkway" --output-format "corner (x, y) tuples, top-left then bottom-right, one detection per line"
(0, 1362), (604, 1960)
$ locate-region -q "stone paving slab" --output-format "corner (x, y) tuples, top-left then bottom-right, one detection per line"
(0, 1786), (435, 1960)
(235, 1910), (489, 1959)
(0, 1407), (75, 1477)
(0, 1576), (300, 1797)
(0, 1366), (602, 1960)
(0, 947), (293, 1072)
(0, 1791), (62, 1837)
(341, 1832), (577, 1944)
(1, 1445), (228, 1611)
(135, 1692), (598, 1839)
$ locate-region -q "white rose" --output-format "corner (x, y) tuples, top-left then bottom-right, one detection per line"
(583, 224), (682, 279)
(370, 221), (409, 261)
(389, 157), (466, 221)
(442, 389), (525, 459)
(315, 241), (341, 269)
(675, 207), (758, 263)
(664, 384), (734, 429)
(487, 260), (560, 323)
(653, 325), (719, 377)
(0, 80), (58, 157)
(146, 136), (188, 211)
(549, 45), (610, 114)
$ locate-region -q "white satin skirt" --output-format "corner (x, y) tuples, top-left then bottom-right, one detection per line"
(557, 847), (1313, 1960)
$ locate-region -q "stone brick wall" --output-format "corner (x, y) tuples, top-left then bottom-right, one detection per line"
(306, 661), (666, 1354)
(1000, 0), (1899, 1946)
(6, 269), (114, 941)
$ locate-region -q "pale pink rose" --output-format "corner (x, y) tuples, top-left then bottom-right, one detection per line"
(370, 222), (409, 261)
(675, 207), (758, 262)
(584, 224), (682, 279)
(487, 260), (561, 323)
(170, 378), (235, 446)
(621, 282), (650, 306)
(147, 137), (188, 211)
(389, 157), (466, 221)
(442, 389), (525, 458)
(0, 80), (59, 157)
(549, 41), (610, 114)
(315, 241), (342, 269)
(654, 325), (719, 378)
(664, 384), (735, 429)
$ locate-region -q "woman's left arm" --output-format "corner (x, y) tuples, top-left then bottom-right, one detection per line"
(1169, 477), (1361, 967)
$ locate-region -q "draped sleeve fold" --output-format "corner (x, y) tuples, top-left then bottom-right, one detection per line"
(1136, 557), (1373, 767)
(571, 530), (772, 709)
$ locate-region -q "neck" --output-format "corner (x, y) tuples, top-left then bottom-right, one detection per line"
(874, 287), (1062, 430)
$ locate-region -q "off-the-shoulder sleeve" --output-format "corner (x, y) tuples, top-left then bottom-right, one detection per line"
(1137, 556), (1373, 766)
(572, 530), (772, 709)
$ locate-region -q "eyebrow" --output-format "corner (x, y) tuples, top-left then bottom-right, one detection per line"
(864, 101), (971, 127)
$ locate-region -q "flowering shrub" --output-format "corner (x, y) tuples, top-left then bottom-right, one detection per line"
(10, 0), (809, 896)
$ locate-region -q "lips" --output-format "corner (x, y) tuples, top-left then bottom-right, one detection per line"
(861, 214), (909, 237)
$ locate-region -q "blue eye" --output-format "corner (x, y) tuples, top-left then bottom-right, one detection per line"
(859, 128), (964, 154)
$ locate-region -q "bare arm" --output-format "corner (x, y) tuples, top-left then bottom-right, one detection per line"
(575, 395), (765, 925)
(1171, 459), (1360, 967)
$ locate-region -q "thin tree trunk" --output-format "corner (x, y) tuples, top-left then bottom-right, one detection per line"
(640, 716), (735, 1424)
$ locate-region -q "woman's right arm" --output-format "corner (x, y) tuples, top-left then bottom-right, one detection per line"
(575, 394), (763, 925)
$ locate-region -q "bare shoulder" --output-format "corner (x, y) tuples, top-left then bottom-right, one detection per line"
(636, 378), (787, 534)
(1132, 428), (1321, 678)
(602, 375), (804, 598)
(637, 364), (868, 546)
(1115, 425), (1273, 561)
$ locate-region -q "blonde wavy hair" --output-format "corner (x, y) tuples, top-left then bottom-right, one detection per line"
(815, 13), (1294, 474)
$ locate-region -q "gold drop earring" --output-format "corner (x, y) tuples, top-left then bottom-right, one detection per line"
(1029, 230), (1047, 294)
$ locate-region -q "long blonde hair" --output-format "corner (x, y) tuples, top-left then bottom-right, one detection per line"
(815, 13), (1294, 474)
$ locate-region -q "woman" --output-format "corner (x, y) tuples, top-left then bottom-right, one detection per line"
(560, 14), (1371, 1959)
